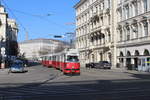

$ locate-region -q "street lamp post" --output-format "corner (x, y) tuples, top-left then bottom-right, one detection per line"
(65, 32), (75, 48)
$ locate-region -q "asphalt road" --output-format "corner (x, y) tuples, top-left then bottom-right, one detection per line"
(0, 64), (150, 100)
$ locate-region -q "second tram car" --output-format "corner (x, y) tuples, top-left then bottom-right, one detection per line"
(41, 49), (80, 74)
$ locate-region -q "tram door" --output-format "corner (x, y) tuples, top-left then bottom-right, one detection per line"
(138, 57), (150, 72)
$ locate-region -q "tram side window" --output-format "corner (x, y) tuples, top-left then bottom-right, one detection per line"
(54, 56), (56, 61)
(64, 55), (66, 62)
(60, 55), (63, 62)
(52, 56), (54, 61)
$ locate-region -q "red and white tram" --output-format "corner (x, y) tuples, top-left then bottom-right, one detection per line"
(41, 49), (80, 74)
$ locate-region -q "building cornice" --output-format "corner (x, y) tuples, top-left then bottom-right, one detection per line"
(118, 11), (150, 25)
(117, 37), (150, 48)
(74, 0), (87, 9)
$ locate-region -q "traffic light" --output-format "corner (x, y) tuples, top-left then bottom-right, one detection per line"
(54, 35), (63, 38)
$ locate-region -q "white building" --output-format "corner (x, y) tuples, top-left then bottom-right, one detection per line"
(19, 38), (69, 60)
(0, 5), (18, 63)
(116, 0), (150, 71)
(74, 0), (117, 68)
(7, 19), (18, 41)
(75, 0), (150, 71)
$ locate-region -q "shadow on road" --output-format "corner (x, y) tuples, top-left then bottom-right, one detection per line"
(28, 62), (41, 67)
(0, 72), (150, 100)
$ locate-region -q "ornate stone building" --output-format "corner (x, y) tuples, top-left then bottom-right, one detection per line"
(116, 0), (150, 71)
(0, 6), (18, 56)
(0, 5), (18, 68)
(74, 0), (117, 68)
(75, 0), (150, 71)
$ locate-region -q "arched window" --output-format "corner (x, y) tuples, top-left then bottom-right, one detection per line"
(119, 52), (124, 63)
(120, 52), (124, 57)
(134, 50), (140, 56)
(126, 51), (131, 56)
(143, 49), (149, 55)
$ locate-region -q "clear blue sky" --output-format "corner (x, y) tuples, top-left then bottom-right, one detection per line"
(2, 0), (79, 42)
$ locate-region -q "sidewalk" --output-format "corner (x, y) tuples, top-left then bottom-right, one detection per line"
(0, 68), (10, 75)
(81, 66), (150, 75)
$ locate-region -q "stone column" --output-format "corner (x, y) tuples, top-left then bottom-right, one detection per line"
(137, 23), (140, 38)
(123, 58), (127, 69)
(131, 58), (134, 70)
(148, 19), (150, 36)
(97, 32), (100, 45)
(129, 25), (132, 40)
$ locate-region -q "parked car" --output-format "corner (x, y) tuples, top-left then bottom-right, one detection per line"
(94, 61), (111, 69)
(10, 60), (26, 73)
(85, 62), (96, 69)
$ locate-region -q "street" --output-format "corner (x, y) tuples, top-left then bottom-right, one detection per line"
(0, 64), (150, 100)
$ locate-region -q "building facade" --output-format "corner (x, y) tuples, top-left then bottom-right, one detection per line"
(0, 5), (18, 68)
(116, 0), (150, 71)
(19, 38), (69, 60)
(74, 0), (117, 68)
(75, 0), (150, 71)
(7, 19), (19, 56)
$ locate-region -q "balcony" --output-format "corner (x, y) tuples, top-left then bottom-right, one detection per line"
(90, 13), (99, 22)
(117, 36), (150, 47)
(105, 8), (110, 15)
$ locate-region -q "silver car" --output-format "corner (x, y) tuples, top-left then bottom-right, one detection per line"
(10, 60), (25, 73)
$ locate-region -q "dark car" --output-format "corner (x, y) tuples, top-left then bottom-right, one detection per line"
(85, 62), (96, 69)
(94, 61), (111, 69)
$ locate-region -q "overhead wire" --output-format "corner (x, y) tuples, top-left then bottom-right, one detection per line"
(1, 0), (29, 40)
(1, 0), (75, 40)
(6, 8), (72, 31)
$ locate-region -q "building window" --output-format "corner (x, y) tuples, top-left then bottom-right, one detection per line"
(102, 2), (104, 9)
(143, 21), (148, 36)
(108, 15), (111, 25)
(108, 34), (111, 42)
(126, 5), (129, 19)
(126, 27), (130, 40)
(143, 0), (148, 12)
(120, 30), (123, 41)
(132, 25), (138, 39)
(134, 2), (138, 15)
(118, 10), (122, 22)
(108, 0), (110, 8)
(100, 16), (103, 25)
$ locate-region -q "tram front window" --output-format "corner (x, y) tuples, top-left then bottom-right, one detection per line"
(67, 56), (79, 62)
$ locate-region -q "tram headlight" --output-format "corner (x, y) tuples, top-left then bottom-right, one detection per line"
(66, 63), (69, 66)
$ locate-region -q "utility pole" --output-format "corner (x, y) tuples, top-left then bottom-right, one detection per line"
(25, 31), (29, 40)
